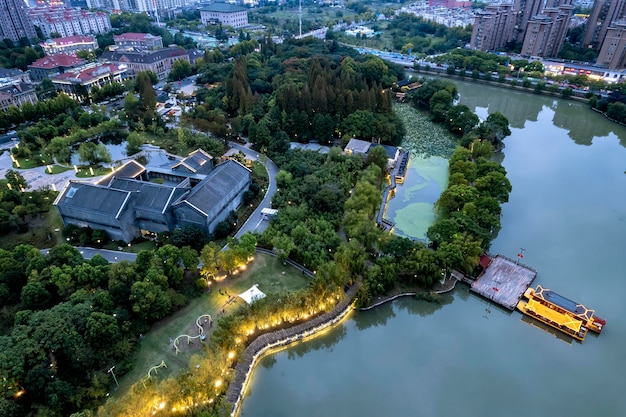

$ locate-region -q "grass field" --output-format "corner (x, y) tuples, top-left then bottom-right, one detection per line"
(43, 165), (73, 175)
(113, 252), (311, 396)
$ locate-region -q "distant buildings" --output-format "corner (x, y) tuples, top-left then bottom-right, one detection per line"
(470, 0), (573, 59)
(55, 153), (252, 242)
(0, 0), (37, 43)
(428, 0), (472, 8)
(40, 35), (98, 55)
(113, 33), (164, 50)
(581, 0), (626, 69)
(200, 3), (249, 28)
(50, 62), (127, 101)
(397, 3), (476, 28)
(0, 81), (38, 111)
(100, 46), (190, 80)
(28, 6), (111, 38)
(28, 53), (86, 81)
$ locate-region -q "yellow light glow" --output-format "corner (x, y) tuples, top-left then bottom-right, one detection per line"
(159, 402), (166, 409)
(215, 379), (222, 388)
(228, 351), (236, 360)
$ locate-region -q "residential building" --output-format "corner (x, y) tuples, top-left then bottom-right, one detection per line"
(597, 20), (626, 70)
(428, 0), (472, 8)
(521, 3), (573, 58)
(28, 53), (86, 81)
(28, 6), (112, 38)
(0, 0), (37, 43)
(50, 62), (127, 101)
(582, 0), (626, 49)
(471, 0), (573, 58)
(40, 35), (98, 55)
(200, 3), (249, 29)
(54, 154), (251, 242)
(0, 81), (38, 111)
(100, 46), (190, 80)
(470, 4), (517, 52)
(0, 68), (32, 84)
(114, 33), (163, 50)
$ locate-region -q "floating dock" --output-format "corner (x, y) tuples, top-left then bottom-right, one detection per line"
(470, 254), (537, 310)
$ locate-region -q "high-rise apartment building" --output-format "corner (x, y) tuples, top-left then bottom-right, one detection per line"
(596, 20), (626, 69)
(0, 0), (37, 43)
(470, 0), (573, 59)
(581, 0), (626, 49)
(521, 3), (573, 58)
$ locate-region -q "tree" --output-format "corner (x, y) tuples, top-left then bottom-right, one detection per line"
(126, 132), (143, 156)
(447, 104), (479, 135)
(169, 59), (192, 81)
(272, 232), (295, 262)
(429, 89), (453, 122)
(136, 71), (156, 114)
(5, 170), (28, 191)
(200, 242), (221, 281)
(130, 280), (172, 321)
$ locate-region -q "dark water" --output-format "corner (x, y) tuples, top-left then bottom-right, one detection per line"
(239, 80), (626, 417)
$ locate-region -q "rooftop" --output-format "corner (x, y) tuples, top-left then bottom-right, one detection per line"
(29, 54), (86, 69)
(52, 63), (126, 83)
(114, 33), (161, 41)
(174, 160), (250, 217)
(100, 47), (188, 65)
(43, 35), (96, 46)
(201, 3), (247, 12)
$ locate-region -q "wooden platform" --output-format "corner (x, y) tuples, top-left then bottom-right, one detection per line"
(471, 254), (537, 310)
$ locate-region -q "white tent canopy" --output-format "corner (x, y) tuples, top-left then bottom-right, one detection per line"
(238, 284), (266, 304)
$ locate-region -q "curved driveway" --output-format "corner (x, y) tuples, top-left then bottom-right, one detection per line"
(228, 142), (278, 238)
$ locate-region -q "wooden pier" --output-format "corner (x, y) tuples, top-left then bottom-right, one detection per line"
(470, 254), (537, 310)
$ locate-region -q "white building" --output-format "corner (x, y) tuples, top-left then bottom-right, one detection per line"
(29, 6), (111, 37)
(200, 3), (248, 29)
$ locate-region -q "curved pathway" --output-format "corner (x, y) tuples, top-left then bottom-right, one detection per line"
(228, 142), (278, 238)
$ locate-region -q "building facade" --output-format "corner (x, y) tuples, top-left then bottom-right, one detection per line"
(596, 20), (626, 70)
(50, 62), (127, 101)
(99, 46), (190, 80)
(200, 3), (249, 28)
(471, 0), (573, 58)
(582, 0), (626, 49)
(521, 4), (573, 58)
(28, 53), (86, 81)
(0, 81), (38, 111)
(55, 155), (251, 242)
(113, 33), (164, 50)
(28, 6), (111, 38)
(0, 0), (37, 43)
(40, 35), (98, 55)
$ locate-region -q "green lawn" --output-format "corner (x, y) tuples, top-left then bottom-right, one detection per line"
(75, 166), (112, 178)
(113, 252), (311, 396)
(43, 165), (73, 175)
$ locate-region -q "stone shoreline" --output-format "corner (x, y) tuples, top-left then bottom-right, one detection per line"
(225, 283), (360, 416)
(359, 275), (458, 311)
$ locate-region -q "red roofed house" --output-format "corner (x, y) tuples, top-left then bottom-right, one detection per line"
(114, 33), (163, 50)
(51, 63), (127, 102)
(41, 35), (99, 55)
(28, 54), (86, 81)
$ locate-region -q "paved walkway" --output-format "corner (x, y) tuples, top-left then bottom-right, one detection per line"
(227, 142), (278, 238)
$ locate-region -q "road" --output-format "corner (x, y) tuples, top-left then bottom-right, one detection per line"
(227, 142), (278, 238)
(40, 247), (137, 263)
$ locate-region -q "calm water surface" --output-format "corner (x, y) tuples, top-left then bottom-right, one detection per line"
(240, 80), (626, 417)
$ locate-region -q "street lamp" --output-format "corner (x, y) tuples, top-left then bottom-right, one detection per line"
(107, 366), (119, 389)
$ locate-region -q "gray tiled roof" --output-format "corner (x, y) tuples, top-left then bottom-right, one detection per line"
(100, 47), (187, 65)
(171, 149), (213, 174)
(109, 178), (181, 212)
(174, 160), (249, 216)
(57, 181), (131, 218)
